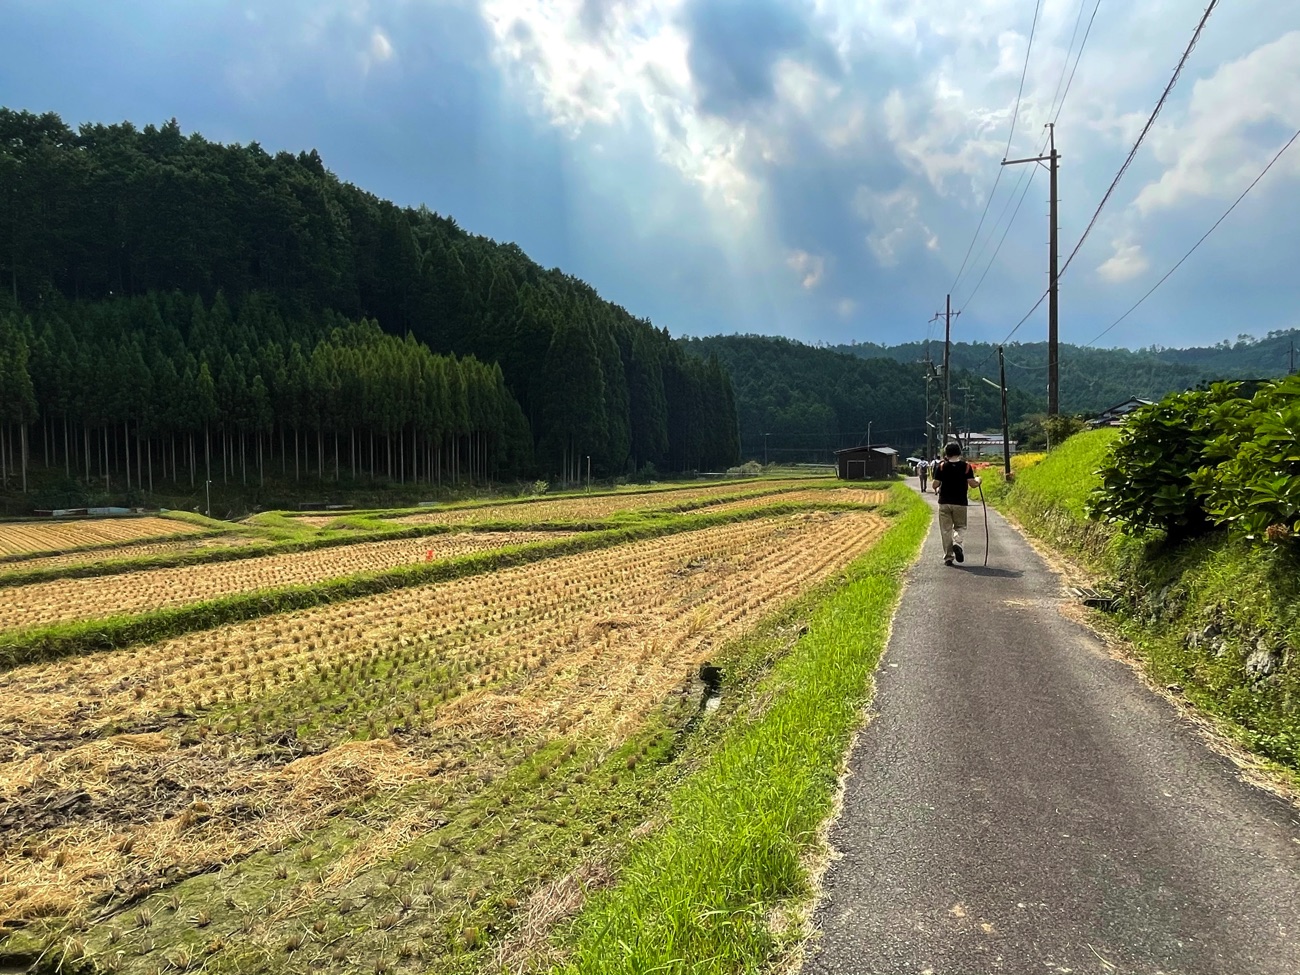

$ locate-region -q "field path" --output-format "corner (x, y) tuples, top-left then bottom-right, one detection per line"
(803, 487), (1300, 975)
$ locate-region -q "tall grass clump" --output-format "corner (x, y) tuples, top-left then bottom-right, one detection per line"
(555, 485), (930, 974)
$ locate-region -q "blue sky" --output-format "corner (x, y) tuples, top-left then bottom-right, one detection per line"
(2, 0), (1298, 351)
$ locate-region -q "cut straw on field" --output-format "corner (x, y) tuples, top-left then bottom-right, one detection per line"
(0, 511), (886, 930)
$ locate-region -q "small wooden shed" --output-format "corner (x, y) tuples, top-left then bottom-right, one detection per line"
(835, 446), (897, 480)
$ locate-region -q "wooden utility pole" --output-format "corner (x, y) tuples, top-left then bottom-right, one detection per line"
(1003, 123), (1060, 416)
(931, 296), (959, 446)
(999, 347), (1011, 480)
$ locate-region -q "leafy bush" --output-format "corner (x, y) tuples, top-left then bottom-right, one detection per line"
(1086, 384), (1243, 541)
(1192, 375), (1300, 542)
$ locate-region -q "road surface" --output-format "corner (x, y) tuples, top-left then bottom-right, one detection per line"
(802, 486), (1300, 975)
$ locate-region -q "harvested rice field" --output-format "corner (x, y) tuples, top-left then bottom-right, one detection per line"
(0, 531), (571, 633)
(0, 505), (893, 972)
(387, 478), (829, 526)
(0, 533), (258, 578)
(0, 516), (207, 559)
(704, 487), (889, 513)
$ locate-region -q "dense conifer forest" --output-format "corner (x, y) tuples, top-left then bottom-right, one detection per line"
(0, 109), (740, 497)
(3, 109), (1292, 501)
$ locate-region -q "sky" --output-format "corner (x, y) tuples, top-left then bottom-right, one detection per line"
(2, 0), (1298, 352)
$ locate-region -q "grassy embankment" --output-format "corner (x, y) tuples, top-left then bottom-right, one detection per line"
(985, 429), (1300, 774)
(551, 485), (931, 973)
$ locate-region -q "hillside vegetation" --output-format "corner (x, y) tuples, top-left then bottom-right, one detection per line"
(0, 108), (739, 506)
(993, 428), (1299, 773)
(836, 333), (1298, 416)
(681, 334), (1040, 459)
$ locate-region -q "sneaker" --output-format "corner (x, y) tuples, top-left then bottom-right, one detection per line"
(953, 544), (964, 563)
(944, 558), (955, 566)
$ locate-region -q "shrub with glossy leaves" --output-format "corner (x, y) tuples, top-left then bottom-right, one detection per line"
(1193, 375), (1300, 542)
(1085, 383), (1243, 540)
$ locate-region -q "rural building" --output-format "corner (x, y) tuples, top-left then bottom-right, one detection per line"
(962, 432), (1018, 458)
(835, 446), (898, 480)
(1090, 397), (1153, 427)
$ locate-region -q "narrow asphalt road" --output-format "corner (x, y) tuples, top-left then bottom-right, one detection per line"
(802, 485), (1300, 975)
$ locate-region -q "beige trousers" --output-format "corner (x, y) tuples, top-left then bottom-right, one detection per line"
(938, 504), (968, 560)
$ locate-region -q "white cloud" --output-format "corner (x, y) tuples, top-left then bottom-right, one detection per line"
(466, 0), (1300, 342)
(480, 0), (763, 220)
(370, 28), (394, 64)
(787, 249), (826, 289)
(1135, 31), (1300, 214)
(854, 186), (938, 267)
(1096, 236), (1150, 283)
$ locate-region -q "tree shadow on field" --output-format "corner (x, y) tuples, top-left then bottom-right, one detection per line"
(957, 565), (1023, 579)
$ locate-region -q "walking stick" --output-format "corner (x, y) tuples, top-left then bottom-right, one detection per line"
(978, 482), (989, 567)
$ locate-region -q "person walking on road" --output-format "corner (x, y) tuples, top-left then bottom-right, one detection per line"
(932, 441), (981, 565)
(917, 457), (929, 493)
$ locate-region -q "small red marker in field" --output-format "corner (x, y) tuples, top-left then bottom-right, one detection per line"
(426, 549), (434, 562)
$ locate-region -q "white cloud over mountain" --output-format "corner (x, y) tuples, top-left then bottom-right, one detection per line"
(1, 0), (1297, 348)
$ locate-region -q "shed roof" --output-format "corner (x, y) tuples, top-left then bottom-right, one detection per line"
(833, 445), (897, 456)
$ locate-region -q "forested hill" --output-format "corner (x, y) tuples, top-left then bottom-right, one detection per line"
(680, 335), (1041, 461)
(832, 332), (1298, 415)
(0, 108), (739, 493)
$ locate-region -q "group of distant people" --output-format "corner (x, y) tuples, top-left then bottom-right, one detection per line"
(916, 444), (982, 566)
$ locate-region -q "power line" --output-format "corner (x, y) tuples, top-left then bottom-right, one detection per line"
(958, 2), (1103, 322)
(977, 288), (1055, 371)
(1004, 0), (1045, 159)
(1052, 0), (1103, 126)
(1060, 0), (1218, 279)
(948, 0), (1045, 298)
(1047, 0), (1091, 120)
(1084, 127), (1300, 348)
(957, 158), (1040, 312)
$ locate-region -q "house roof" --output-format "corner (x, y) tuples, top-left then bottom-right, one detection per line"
(1096, 397), (1153, 417)
(833, 445), (897, 456)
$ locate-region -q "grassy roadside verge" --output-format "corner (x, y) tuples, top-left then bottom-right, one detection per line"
(0, 498), (888, 672)
(986, 431), (1300, 775)
(552, 484), (930, 974)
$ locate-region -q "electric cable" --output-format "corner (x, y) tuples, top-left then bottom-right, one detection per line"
(948, 0), (1045, 298)
(1052, 0), (1103, 125)
(1060, 0), (1219, 278)
(1048, 0), (1091, 120)
(957, 152), (1042, 312)
(1084, 126), (1300, 348)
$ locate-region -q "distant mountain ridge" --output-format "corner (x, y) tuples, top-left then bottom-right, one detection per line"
(831, 331), (1299, 415)
(681, 330), (1299, 462)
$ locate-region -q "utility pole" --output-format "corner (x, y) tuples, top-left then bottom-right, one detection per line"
(980, 348), (1012, 480)
(999, 347), (1011, 480)
(959, 383), (972, 443)
(930, 296), (959, 446)
(1003, 123), (1060, 417)
(922, 346), (932, 460)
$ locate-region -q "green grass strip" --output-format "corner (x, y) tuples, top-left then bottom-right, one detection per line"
(554, 484), (930, 974)
(0, 499), (881, 672)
